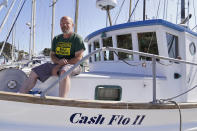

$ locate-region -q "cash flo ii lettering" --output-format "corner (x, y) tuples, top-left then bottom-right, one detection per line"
(69, 113), (145, 126)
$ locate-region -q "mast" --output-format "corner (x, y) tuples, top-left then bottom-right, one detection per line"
(143, 0), (146, 21)
(96, 0), (117, 27)
(51, 0), (56, 43)
(26, 22), (31, 60)
(74, 0), (79, 33)
(0, 0), (16, 34)
(106, 6), (112, 26)
(11, 25), (16, 61)
(32, 0), (36, 58)
(129, 0), (132, 18)
(181, 0), (185, 23)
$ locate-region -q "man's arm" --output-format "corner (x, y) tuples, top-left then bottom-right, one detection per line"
(50, 49), (84, 65)
(50, 51), (59, 64)
(50, 51), (68, 65)
(67, 49), (84, 64)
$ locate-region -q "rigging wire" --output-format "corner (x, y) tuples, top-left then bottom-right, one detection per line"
(187, 0), (190, 27)
(176, 0), (180, 24)
(165, 0), (168, 20)
(156, 0), (161, 18)
(0, 0), (27, 57)
(113, 0), (125, 25)
(127, 0), (140, 22)
(49, 0), (58, 7)
(163, 0), (166, 20)
(192, 0), (197, 30)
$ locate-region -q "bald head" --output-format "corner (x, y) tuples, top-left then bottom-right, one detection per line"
(60, 16), (74, 35)
(60, 16), (73, 24)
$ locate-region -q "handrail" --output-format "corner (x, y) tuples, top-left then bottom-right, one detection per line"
(40, 47), (106, 97)
(107, 47), (197, 66)
(40, 47), (197, 102)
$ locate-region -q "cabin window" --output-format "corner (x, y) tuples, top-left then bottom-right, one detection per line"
(117, 34), (133, 60)
(95, 85), (122, 101)
(103, 37), (114, 61)
(88, 44), (92, 63)
(93, 41), (101, 61)
(189, 42), (196, 56)
(166, 33), (179, 58)
(138, 32), (158, 60)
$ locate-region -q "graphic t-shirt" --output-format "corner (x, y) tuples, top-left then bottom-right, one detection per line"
(51, 33), (86, 59)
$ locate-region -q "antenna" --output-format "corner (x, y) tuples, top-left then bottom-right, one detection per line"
(96, 0), (117, 26)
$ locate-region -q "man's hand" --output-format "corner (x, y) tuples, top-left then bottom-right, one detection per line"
(58, 58), (68, 66)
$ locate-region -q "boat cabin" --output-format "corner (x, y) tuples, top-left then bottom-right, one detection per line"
(73, 19), (197, 102)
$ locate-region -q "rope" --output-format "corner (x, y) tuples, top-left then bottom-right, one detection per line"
(156, 61), (173, 66)
(168, 101), (182, 131)
(157, 99), (182, 131)
(156, 85), (197, 131)
(161, 85), (197, 101)
(113, 51), (142, 66)
(157, 100), (182, 131)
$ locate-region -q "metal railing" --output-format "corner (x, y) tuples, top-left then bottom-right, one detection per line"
(40, 47), (197, 103)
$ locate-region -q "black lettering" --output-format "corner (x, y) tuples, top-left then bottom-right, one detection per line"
(117, 115), (124, 125)
(95, 114), (105, 124)
(108, 115), (120, 125)
(79, 116), (88, 124)
(87, 117), (97, 124)
(70, 113), (81, 123)
(132, 115), (140, 125)
(122, 118), (130, 125)
(138, 115), (145, 125)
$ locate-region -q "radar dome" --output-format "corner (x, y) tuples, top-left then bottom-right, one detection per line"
(96, 0), (117, 10)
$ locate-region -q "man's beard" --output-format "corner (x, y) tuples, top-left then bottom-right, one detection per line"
(62, 28), (71, 34)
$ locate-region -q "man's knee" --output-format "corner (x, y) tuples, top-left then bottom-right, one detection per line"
(29, 71), (38, 80)
(60, 70), (70, 80)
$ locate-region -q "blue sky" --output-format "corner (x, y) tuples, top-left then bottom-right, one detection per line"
(0, 0), (196, 55)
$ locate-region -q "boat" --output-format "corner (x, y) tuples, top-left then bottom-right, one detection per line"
(0, 0), (197, 130)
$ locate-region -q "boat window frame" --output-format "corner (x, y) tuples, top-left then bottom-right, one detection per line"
(93, 40), (101, 62)
(95, 85), (122, 101)
(102, 36), (114, 61)
(166, 32), (179, 59)
(116, 33), (133, 60)
(137, 31), (159, 61)
(88, 43), (92, 63)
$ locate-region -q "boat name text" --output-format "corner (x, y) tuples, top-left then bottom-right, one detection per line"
(70, 113), (145, 126)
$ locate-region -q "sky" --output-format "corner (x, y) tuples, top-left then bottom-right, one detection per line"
(0, 0), (196, 55)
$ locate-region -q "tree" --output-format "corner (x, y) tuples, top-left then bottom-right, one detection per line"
(0, 41), (13, 59)
(42, 48), (50, 56)
(0, 41), (28, 61)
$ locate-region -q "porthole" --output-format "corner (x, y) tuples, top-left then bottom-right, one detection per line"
(189, 42), (196, 55)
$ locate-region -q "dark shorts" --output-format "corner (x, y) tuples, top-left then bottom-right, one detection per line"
(32, 63), (81, 82)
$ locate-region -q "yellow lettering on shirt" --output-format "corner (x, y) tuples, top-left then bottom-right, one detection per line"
(55, 42), (71, 55)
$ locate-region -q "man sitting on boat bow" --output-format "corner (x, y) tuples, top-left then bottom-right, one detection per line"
(19, 16), (86, 97)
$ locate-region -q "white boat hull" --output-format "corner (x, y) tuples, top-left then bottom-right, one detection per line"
(0, 92), (197, 131)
